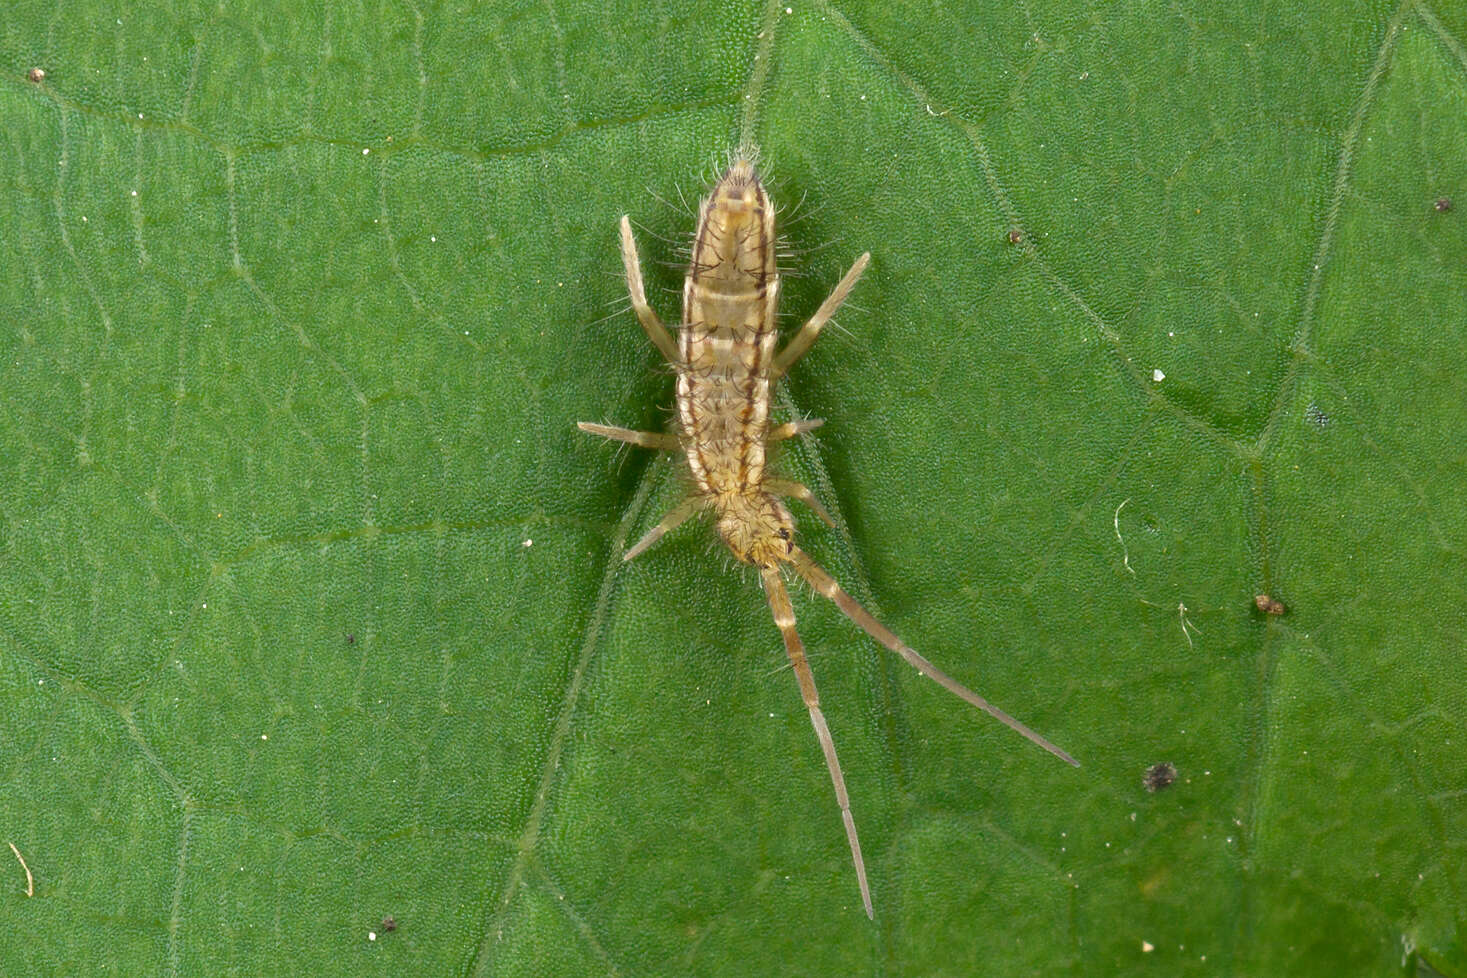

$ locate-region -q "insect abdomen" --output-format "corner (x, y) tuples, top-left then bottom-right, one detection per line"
(677, 159), (780, 498)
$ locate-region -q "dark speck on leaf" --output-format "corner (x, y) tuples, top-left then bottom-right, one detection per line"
(1434, 197), (1452, 212)
(346, 634), (355, 644)
(1255, 594), (1286, 615)
(1007, 228), (1022, 245)
(27, 67), (45, 83)
(1143, 762), (1177, 792)
(381, 916), (396, 932)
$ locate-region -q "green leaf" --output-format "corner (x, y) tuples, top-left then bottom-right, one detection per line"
(2, 0), (1465, 974)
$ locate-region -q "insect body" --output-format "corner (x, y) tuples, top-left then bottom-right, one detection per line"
(579, 153), (1078, 918)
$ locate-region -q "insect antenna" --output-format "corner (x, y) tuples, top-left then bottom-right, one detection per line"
(786, 547), (1079, 767)
(760, 566), (873, 919)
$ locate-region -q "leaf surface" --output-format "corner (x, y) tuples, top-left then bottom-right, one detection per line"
(2, 1), (1465, 975)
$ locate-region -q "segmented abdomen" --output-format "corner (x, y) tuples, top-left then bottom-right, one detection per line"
(677, 160), (780, 498)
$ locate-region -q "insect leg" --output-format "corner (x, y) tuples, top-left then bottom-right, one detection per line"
(761, 567), (874, 919)
(787, 547), (1079, 767)
(624, 495), (705, 561)
(766, 478), (835, 528)
(767, 418), (825, 441)
(576, 422), (680, 451)
(770, 252), (871, 379)
(620, 216), (682, 365)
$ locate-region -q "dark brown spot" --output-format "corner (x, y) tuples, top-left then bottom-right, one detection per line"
(346, 633), (355, 644)
(1434, 197), (1452, 213)
(27, 67), (45, 83)
(380, 915), (396, 932)
(1007, 228), (1022, 245)
(1254, 594), (1285, 615)
(1143, 762), (1177, 792)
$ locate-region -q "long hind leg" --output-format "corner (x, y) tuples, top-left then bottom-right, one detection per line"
(787, 546), (1078, 767)
(771, 252), (871, 379)
(620, 216), (681, 365)
(761, 567), (874, 919)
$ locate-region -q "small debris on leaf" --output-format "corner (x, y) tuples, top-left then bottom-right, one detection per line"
(1143, 762), (1177, 792)
(1006, 228), (1022, 245)
(7, 840), (34, 896)
(1434, 197), (1452, 213)
(1254, 594), (1285, 615)
(381, 915), (397, 932)
(27, 67), (46, 83)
